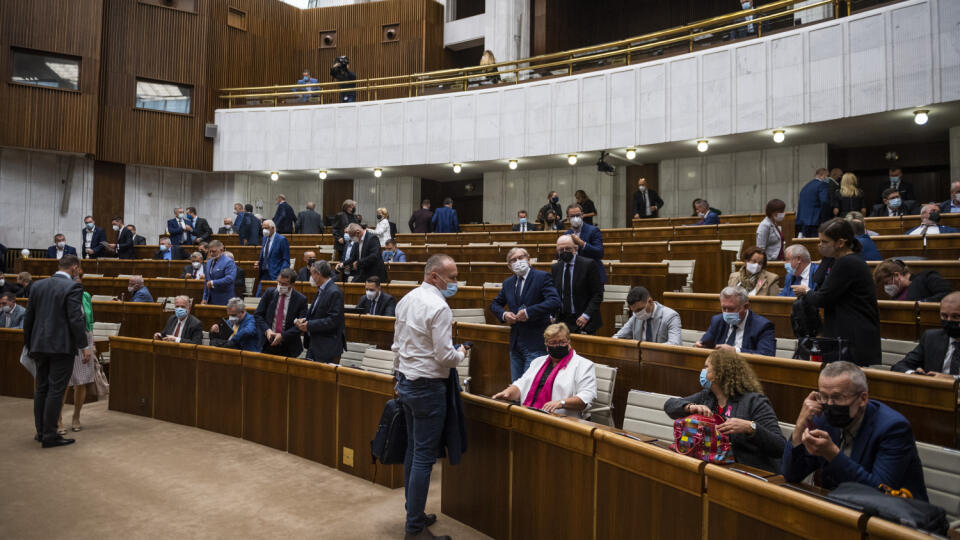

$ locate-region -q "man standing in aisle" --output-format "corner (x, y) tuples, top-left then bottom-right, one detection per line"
(272, 194), (296, 235)
(430, 198), (459, 233)
(796, 168), (830, 238)
(393, 254), (467, 540)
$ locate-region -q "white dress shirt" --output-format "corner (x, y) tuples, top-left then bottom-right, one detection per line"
(83, 230), (93, 253)
(907, 225), (941, 236)
(392, 283), (464, 380)
(514, 352), (597, 417)
(374, 219), (391, 247)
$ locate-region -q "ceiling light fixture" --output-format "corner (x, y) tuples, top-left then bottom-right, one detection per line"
(508, 159), (518, 170)
(772, 130), (786, 143)
(452, 163), (462, 174)
(270, 171), (279, 181)
(318, 170), (327, 180)
(567, 154), (578, 165)
(373, 168), (382, 178)
(625, 148), (637, 160)
(913, 109), (929, 125)
(696, 140), (709, 152)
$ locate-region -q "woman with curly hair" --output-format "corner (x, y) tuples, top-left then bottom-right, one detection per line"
(663, 349), (785, 472)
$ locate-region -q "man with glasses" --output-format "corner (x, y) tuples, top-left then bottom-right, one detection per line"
(491, 247), (561, 381)
(893, 291), (960, 378)
(612, 286), (682, 345)
(781, 361), (927, 501)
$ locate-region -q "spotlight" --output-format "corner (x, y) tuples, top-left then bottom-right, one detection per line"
(913, 110), (929, 125)
(772, 130), (785, 143)
(270, 171), (279, 181)
(508, 159), (518, 170)
(625, 148), (637, 160)
(318, 170), (327, 180)
(452, 163), (462, 174)
(696, 140), (709, 153)
(373, 168), (382, 178)
(567, 154), (578, 165)
(596, 151), (615, 176)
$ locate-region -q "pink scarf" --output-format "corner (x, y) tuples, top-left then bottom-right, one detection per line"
(523, 349), (574, 409)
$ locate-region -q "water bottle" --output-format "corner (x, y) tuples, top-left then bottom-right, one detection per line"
(809, 339), (822, 363)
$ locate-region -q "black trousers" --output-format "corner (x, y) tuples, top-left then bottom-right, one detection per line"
(33, 353), (74, 441)
(557, 313), (597, 335)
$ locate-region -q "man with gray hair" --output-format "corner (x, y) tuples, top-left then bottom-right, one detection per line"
(778, 244), (820, 298)
(209, 297), (261, 351)
(490, 247), (561, 380)
(782, 361), (927, 501)
(294, 260), (344, 363)
(695, 286), (775, 356)
(154, 295), (202, 344)
(393, 254), (468, 539)
(691, 199), (720, 225)
(256, 218), (290, 282)
(127, 275), (154, 303)
(202, 240), (238, 306)
(272, 194), (296, 235)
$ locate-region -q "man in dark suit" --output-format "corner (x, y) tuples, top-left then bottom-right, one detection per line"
(238, 204), (261, 246)
(356, 276), (396, 316)
(340, 223), (387, 283)
(296, 250), (317, 282)
(153, 237), (188, 261)
(166, 207), (193, 247)
(512, 210), (538, 232)
(691, 199), (720, 225)
(0, 292), (26, 328)
(80, 216), (107, 259)
(633, 177), (664, 219)
(153, 295), (203, 344)
(295, 261), (344, 363)
(431, 198), (459, 233)
(272, 194), (296, 235)
(892, 292), (960, 377)
(23, 254), (87, 447)
(905, 204), (959, 236)
(537, 191), (562, 228)
(565, 203), (606, 283)
(938, 180), (960, 215)
(217, 218), (235, 235)
(884, 167), (915, 205)
(109, 217), (135, 259)
(45, 234), (77, 260)
(255, 268), (308, 358)
(551, 235), (603, 335)
(870, 187), (918, 217)
(783, 361), (927, 501)
(408, 199), (433, 233)
(695, 286), (776, 356)
(795, 169), (830, 237)
(491, 247), (561, 380)
(186, 207), (212, 244)
(255, 219), (290, 282)
(296, 202), (324, 234)
(127, 225), (146, 246)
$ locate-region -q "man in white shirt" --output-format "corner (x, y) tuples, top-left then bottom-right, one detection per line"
(612, 286), (682, 345)
(906, 204), (959, 236)
(392, 255), (466, 540)
(153, 295), (203, 344)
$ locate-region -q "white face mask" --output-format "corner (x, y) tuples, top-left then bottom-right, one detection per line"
(365, 290), (377, 300)
(638, 186), (646, 192)
(698, 211), (706, 218)
(774, 213), (785, 222)
(569, 216), (583, 229)
(0, 279), (4, 286)
(228, 315), (240, 323)
(277, 286), (290, 295)
(112, 225), (120, 231)
(56, 242), (65, 249)
(511, 259), (530, 275)
(192, 261), (201, 268)
(745, 262), (762, 275)
(633, 305), (653, 321)
(1, 305), (12, 314)
(309, 276), (317, 287)
(262, 229), (271, 237)
(883, 283), (900, 297)
(127, 286), (135, 293)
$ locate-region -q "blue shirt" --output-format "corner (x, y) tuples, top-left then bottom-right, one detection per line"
(382, 249), (406, 263)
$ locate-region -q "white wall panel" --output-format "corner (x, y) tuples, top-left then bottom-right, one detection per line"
(847, 14), (888, 116)
(938, 1), (960, 101)
(701, 50), (732, 137)
(524, 84), (552, 157)
(734, 43), (767, 133)
(608, 68), (638, 148)
(475, 91), (501, 161)
(770, 34), (805, 129)
(807, 24), (845, 122)
(638, 64), (667, 145)
(426, 97), (452, 165)
(890, 2), (933, 109)
(380, 102), (405, 166)
(451, 94), (476, 163)
(580, 74), (608, 151)
(553, 79), (580, 154)
(669, 58), (699, 142)
(500, 87), (526, 157)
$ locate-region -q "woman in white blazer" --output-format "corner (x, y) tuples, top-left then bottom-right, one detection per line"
(371, 207), (392, 247)
(755, 198), (786, 261)
(493, 323), (597, 418)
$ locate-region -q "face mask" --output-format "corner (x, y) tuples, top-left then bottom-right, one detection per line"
(824, 403), (855, 428)
(85, 222), (94, 229)
(784, 262), (794, 275)
(376, 215), (383, 221)
(192, 261), (201, 269)
(633, 306), (653, 321)
(941, 319), (960, 338)
(160, 245), (168, 252)
(699, 368), (712, 390)
(112, 225), (120, 231)
(883, 283), (901, 297)
(307, 259), (316, 267)
(722, 312), (741, 326)
(953, 193), (960, 203)
(519, 217), (527, 224)
(569, 216), (583, 229)
(818, 242), (835, 258)
(175, 307), (188, 319)
(551, 197), (559, 204)
(547, 345), (569, 359)
(741, 2), (750, 9)
(365, 290), (377, 300)
(277, 286), (290, 295)
(228, 316), (239, 323)
(0, 279), (4, 286)
(127, 286), (136, 293)
(638, 186), (646, 192)
(511, 260), (529, 275)
(889, 177), (899, 184)
(698, 212), (706, 218)
(774, 213), (785, 222)
(1, 305), (12, 314)
(888, 198), (902, 208)
(262, 229), (271, 237)
(56, 242), (65, 249)
(558, 251), (574, 263)
(745, 262), (761, 275)
(343, 234), (350, 242)
(178, 213), (186, 219)
(309, 276), (317, 287)
(442, 280), (458, 298)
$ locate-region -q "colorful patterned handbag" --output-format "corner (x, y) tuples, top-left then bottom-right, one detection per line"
(670, 413), (735, 464)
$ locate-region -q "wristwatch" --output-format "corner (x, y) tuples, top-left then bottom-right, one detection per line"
(749, 421), (757, 434)
(560, 400), (566, 409)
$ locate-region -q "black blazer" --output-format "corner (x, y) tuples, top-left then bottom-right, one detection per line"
(304, 281), (345, 363)
(160, 314), (203, 345)
(133, 235), (147, 246)
(893, 328), (955, 374)
(346, 232), (388, 282)
(23, 273), (86, 356)
(869, 200), (918, 217)
(664, 390), (786, 474)
(116, 227), (135, 259)
(255, 287), (308, 358)
(551, 255), (604, 333)
(904, 271), (953, 303)
(296, 209), (325, 234)
(296, 266), (312, 283)
(154, 246), (188, 261)
(408, 208), (433, 233)
(234, 267), (247, 298)
(192, 217), (213, 243)
(511, 222), (540, 232)
(633, 188), (665, 218)
(81, 226), (107, 258)
(356, 291), (397, 316)
(182, 264), (204, 279)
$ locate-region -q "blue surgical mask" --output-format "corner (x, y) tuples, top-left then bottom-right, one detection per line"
(699, 368), (712, 390)
(888, 197), (902, 208)
(175, 307), (188, 319)
(344, 234), (350, 242)
(179, 213), (186, 219)
(160, 245), (168, 252)
(722, 311), (740, 326)
(551, 197), (559, 204)
(741, 2), (750, 9)
(85, 222), (94, 229)
(784, 262), (794, 275)
(442, 280), (458, 298)
(889, 177), (899, 184)
(519, 217), (527, 224)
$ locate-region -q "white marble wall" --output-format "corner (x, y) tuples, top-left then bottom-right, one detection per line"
(951, 126), (960, 183)
(658, 143), (828, 217)
(482, 165), (626, 228)
(0, 148), (94, 250)
(214, 0), (957, 174)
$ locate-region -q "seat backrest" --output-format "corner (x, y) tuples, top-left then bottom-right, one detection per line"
(483, 282), (503, 288)
(593, 364), (617, 409)
(680, 328), (700, 347)
(91, 295), (114, 302)
(622, 390), (676, 441)
(244, 278), (255, 296)
(340, 351), (365, 369)
(880, 338), (916, 367)
(84, 273), (103, 278)
(775, 337), (797, 358)
(602, 284), (630, 303)
(391, 280), (419, 285)
(202, 331), (210, 347)
(243, 296), (260, 309)
(361, 348), (396, 376)
(117, 274), (134, 279)
(346, 341), (374, 353)
(721, 239), (744, 261)
(452, 308), (486, 324)
(916, 442), (960, 521)
(779, 421), (795, 440)
(92, 322), (121, 341)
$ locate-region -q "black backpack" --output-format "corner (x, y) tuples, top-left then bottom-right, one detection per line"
(827, 482), (949, 535)
(371, 398), (407, 465)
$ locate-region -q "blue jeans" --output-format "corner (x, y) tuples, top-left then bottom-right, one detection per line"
(396, 373), (447, 534)
(510, 344), (543, 382)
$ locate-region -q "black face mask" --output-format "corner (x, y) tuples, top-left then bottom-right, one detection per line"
(307, 259), (316, 267)
(824, 403), (855, 428)
(942, 319), (960, 338)
(558, 251), (574, 263)
(548, 345), (569, 359)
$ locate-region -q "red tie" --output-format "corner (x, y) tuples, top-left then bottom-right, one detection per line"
(173, 320), (182, 339)
(274, 293), (286, 333)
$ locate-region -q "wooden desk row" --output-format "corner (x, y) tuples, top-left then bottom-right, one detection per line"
(19, 258), (259, 280)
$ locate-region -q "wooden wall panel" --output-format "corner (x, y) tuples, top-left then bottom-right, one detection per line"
(0, 0), (103, 154)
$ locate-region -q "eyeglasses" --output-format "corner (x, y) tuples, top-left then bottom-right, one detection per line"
(816, 392), (861, 406)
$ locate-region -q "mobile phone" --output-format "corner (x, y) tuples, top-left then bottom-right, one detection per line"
(461, 341), (473, 350)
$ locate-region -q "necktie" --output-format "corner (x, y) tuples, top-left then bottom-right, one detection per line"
(515, 276), (524, 301)
(231, 321), (239, 337)
(642, 192), (649, 216)
(369, 298), (377, 315)
(275, 293), (286, 332)
(645, 319), (653, 341)
(562, 263), (573, 314)
(726, 325), (738, 346)
(792, 274), (800, 286)
(949, 343), (959, 375)
(173, 319), (183, 339)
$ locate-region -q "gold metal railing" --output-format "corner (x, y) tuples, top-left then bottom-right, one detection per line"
(220, 0), (856, 108)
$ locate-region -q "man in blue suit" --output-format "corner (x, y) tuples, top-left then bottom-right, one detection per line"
(782, 361), (927, 501)
(272, 194), (296, 235)
(80, 216), (107, 259)
(695, 286), (776, 356)
(202, 241), (238, 306)
(490, 247), (562, 381)
(127, 276), (154, 303)
(166, 207), (193, 247)
(431, 198), (459, 233)
(295, 260), (345, 364)
(845, 217), (882, 261)
(938, 180), (960, 214)
(45, 234), (77, 260)
(256, 219), (290, 282)
(691, 199), (720, 225)
(211, 297), (261, 352)
(564, 203), (606, 283)
(796, 168), (830, 238)
(778, 244), (819, 297)
(238, 204), (260, 246)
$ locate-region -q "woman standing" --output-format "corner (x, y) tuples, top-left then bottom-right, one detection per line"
(574, 190), (597, 225)
(755, 198), (786, 261)
(838, 172), (866, 216)
(728, 246), (781, 296)
(479, 50), (501, 84)
(60, 274), (96, 433)
(793, 218), (881, 367)
(372, 207), (392, 247)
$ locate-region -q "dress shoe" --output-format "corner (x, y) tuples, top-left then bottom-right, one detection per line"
(424, 514), (437, 527)
(34, 434), (41, 442)
(403, 528), (450, 540)
(42, 437), (75, 448)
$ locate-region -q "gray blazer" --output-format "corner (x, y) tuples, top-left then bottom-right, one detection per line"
(664, 389), (786, 473)
(1, 304), (26, 329)
(612, 302), (682, 345)
(23, 273), (87, 356)
(296, 209), (325, 234)
(755, 217), (784, 261)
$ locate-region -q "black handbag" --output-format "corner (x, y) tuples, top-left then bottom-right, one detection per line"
(827, 482), (949, 535)
(370, 398), (407, 465)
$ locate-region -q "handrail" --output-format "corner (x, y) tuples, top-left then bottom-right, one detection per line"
(219, 0), (854, 107)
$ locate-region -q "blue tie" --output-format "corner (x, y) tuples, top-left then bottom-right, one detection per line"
(645, 319), (653, 341)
